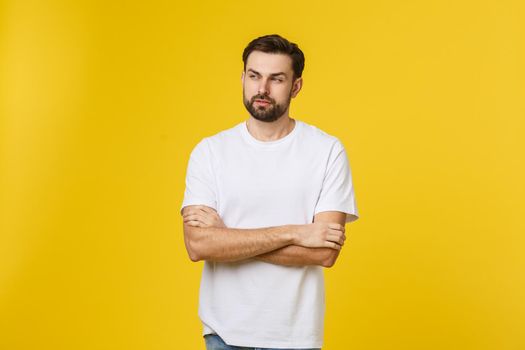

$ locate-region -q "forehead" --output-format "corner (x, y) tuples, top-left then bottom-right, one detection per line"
(245, 51), (293, 75)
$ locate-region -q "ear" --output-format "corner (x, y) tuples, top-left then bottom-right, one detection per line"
(241, 71), (245, 85)
(291, 77), (303, 98)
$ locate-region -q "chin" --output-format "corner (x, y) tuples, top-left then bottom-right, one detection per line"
(252, 114), (283, 123)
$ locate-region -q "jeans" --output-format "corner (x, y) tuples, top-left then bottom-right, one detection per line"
(204, 334), (322, 350)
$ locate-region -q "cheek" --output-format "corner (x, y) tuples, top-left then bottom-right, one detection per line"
(243, 84), (257, 98)
(274, 86), (292, 100)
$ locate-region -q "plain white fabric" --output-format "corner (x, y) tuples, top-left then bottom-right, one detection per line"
(181, 119), (358, 348)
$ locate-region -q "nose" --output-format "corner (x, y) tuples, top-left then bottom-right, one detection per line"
(257, 77), (270, 96)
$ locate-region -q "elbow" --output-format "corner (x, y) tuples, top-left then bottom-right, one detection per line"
(183, 226), (204, 262)
(321, 250), (340, 268)
(189, 253), (201, 262)
(321, 258), (335, 268)
(187, 246), (202, 262)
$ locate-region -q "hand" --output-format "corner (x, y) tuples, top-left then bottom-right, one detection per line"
(183, 205), (226, 228)
(294, 222), (346, 250)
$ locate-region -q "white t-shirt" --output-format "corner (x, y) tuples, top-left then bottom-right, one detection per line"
(181, 119), (359, 348)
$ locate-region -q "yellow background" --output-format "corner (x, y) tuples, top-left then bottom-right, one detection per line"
(1, 1), (524, 349)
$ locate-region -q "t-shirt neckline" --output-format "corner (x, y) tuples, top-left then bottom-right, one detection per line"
(240, 119), (303, 148)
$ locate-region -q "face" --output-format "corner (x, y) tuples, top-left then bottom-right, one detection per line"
(242, 51), (302, 123)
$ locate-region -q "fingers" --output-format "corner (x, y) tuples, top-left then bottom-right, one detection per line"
(193, 205), (217, 214)
(183, 213), (212, 227)
(327, 223), (345, 233)
(326, 235), (345, 246)
(185, 220), (204, 227)
(325, 241), (342, 250)
(184, 207), (219, 221)
(327, 229), (346, 239)
(183, 209), (214, 221)
(183, 213), (205, 222)
(326, 231), (346, 246)
(183, 208), (225, 228)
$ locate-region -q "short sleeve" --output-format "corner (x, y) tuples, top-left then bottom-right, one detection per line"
(180, 138), (218, 215)
(314, 140), (359, 223)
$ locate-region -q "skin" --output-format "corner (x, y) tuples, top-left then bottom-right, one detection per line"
(183, 206), (347, 267)
(241, 50), (303, 141)
(181, 50), (348, 267)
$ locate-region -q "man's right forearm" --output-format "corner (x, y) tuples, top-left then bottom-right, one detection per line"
(183, 224), (297, 263)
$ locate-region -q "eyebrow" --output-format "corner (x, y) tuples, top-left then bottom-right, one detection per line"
(247, 69), (287, 77)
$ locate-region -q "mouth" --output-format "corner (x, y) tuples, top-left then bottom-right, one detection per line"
(254, 99), (271, 105)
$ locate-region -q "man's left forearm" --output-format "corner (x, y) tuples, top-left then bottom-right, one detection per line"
(253, 244), (339, 267)
(182, 207), (344, 267)
(254, 211), (347, 267)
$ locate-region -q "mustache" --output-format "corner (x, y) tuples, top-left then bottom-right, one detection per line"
(252, 95), (274, 103)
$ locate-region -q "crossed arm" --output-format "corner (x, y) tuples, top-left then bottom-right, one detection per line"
(181, 205), (348, 268)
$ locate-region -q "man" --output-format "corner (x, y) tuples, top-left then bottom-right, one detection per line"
(180, 34), (359, 350)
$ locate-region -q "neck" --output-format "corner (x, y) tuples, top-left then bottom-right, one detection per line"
(246, 115), (296, 142)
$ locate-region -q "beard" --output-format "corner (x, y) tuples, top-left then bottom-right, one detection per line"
(243, 89), (292, 123)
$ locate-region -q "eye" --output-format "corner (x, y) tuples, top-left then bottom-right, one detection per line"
(272, 78), (283, 82)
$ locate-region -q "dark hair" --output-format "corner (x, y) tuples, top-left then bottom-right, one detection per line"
(242, 34), (305, 80)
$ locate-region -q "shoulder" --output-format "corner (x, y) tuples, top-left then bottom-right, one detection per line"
(191, 122), (243, 155)
(202, 122), (244, 148)
(298, 120), (345, 153)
